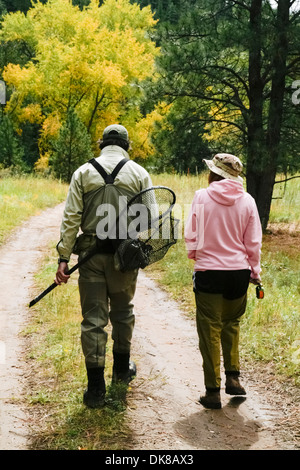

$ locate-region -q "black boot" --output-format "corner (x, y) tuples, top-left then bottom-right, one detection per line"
(112, 352), (136, 384)
(225, 371), (246, 395)
(83, 366), (106, 408)
(199, 388), (221, 409)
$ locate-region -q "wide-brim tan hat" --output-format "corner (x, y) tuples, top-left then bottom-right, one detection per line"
(203, 153), (243, 182)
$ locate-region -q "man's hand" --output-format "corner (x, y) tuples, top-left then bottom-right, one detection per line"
(55, 262), (70, 285)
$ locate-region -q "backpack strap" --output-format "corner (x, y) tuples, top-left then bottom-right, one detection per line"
(89, 157), (129, 184)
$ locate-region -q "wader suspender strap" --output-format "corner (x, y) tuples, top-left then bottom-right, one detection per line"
(89, 157), (129, 184)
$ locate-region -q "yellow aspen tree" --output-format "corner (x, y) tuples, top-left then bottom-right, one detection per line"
(1, 0), (160, 167)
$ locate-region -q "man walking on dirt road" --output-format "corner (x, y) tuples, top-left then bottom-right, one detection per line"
(185, 153), (262, 409)
(55, 124), (152, 408)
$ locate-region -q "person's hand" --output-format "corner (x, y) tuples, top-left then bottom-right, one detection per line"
(55, 262), (70, 285)
(250, 277), (261, 286)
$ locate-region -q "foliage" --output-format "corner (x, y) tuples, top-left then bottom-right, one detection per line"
(1, 0), (300, 229)
(0, 109), (24, 167)
(49, 107), (93, 181)
(0, 0), (160, 171)
(150, 98), (211, 173)
(0, 1), (33, 13)
(134, 0), (197, 23)
(150, 0), (300, 229)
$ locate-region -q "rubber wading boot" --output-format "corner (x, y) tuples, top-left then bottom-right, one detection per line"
(112, 352), (136, 384)
(83, 367), (106, 408)
(199, 389), (221, 409)
(225, 372), (246, 395)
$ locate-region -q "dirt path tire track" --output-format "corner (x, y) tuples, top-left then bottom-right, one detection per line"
(0, 203), (65, 450)
(0, 204), (298, 450)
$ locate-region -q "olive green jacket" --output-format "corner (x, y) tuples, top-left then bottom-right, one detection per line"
(56, 146), (152, 262)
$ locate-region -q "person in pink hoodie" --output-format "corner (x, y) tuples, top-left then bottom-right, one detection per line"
(185, 153), (262, 409)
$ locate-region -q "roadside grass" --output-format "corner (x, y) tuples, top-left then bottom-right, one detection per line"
(0, 175), (68, 246)
(269, 176), (300, 224)
(241, 245), (300, 382)
(26, 249), (132, 450)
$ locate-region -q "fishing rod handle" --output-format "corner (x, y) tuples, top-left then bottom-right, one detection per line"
(29, 282), (57, 307)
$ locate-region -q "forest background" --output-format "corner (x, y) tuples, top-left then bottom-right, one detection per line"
(0, 0), (300, 230)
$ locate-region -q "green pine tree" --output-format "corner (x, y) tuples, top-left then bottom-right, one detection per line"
(0, 111), (24, 168)
(50, 108), (93, 182)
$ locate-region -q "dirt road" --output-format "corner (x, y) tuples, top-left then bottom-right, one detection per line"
(130, 273), (297, 450)
(0, 203), (65, 449)
(0, 204), (298, 450)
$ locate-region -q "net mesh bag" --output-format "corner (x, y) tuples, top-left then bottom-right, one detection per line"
(114, 186), (178, 272)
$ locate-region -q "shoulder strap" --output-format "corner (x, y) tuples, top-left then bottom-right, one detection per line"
(89, 158), (108, 181)
(89, 157), (129, 184)
(110, 158), (129, 182)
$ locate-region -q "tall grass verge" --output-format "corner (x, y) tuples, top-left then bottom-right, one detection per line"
(269, 176), (300, 224)
(0, 175), (68, 246)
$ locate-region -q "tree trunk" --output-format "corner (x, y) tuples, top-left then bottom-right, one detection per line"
(247, 166), (276, 231)
(247, 0), (290, 231)
(247, 0), (266, 221)
(262, 0), (290, 230)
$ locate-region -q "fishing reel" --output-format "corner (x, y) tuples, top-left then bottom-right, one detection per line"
(256, 283), (264, 299)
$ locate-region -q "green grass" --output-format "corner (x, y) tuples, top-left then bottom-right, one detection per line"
(239, 247), (300, 382)
(0, 175), (68, 246)
(269, 176), (300, 224)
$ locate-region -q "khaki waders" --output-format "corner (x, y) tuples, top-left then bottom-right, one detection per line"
(78, 253), (138, 369)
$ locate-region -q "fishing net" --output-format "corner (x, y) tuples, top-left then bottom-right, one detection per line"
(114, 186), (179, 272)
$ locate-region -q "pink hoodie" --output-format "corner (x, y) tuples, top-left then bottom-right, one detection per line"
(184, 179), (262, 279)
